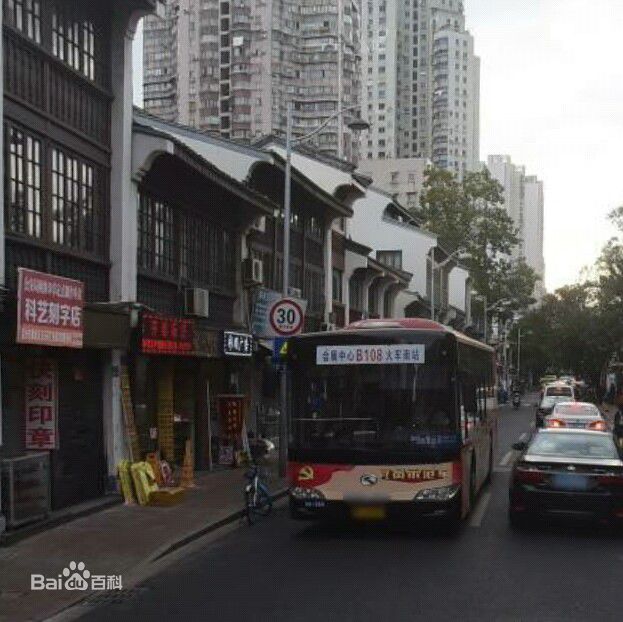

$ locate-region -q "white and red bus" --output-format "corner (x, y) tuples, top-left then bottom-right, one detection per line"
(287, 319), (497, 528)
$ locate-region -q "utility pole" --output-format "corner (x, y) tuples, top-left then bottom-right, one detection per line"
(517, 325), (522, 383)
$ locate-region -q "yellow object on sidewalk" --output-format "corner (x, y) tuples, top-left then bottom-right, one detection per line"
(117, 460), (136, 505)
(131, 462), (160, 506)
(148, 487), (186, 506)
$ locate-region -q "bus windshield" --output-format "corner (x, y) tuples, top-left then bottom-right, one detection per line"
(290, 333), (457, 460)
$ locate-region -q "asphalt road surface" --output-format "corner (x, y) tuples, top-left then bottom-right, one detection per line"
(77, 399), (623, 622)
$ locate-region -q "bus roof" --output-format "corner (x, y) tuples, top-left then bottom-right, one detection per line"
(294, 318), (494, 354)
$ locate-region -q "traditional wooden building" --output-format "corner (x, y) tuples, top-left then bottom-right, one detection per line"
(0, 0), (155, 530)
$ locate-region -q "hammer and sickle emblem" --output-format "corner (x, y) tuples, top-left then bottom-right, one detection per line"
(298, 466), (314, 481)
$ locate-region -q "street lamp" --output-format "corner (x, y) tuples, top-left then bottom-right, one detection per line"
(473, 294), (511, 344)
(429, 247), (462, 321)
(279, 102), (370, 477)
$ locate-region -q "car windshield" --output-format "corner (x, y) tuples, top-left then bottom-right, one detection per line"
(528, 433), (619, 460)
(545, 386), (573, 397)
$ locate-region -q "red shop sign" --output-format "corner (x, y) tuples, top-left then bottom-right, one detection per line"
(217, 394), (245, 438)
(17, 268), (84, 348)
(25, 359), (58, 450)
(141, 313), (194, 355)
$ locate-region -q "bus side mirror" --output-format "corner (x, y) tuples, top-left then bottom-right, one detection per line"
(512, 441), (527, 451)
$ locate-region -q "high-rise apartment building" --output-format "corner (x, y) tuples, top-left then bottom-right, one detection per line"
(361, 0), (480, 176)
(143, 0), (362, 162)
(487, 155), (546, 298)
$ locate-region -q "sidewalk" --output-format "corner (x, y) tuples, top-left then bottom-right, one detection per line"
(0, 467), (287, 622)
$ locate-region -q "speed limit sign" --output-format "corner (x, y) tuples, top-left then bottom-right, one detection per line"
(269, 298), (304, 336)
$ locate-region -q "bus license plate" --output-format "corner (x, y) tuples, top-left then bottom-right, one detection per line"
(351, 505), (386, 520)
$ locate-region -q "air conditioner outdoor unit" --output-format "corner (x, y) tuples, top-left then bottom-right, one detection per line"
(185, 288), (210, 317)
(243, 257), (264, 284)
(288, 287), (302, 298)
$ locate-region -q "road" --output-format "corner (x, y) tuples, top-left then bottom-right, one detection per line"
(77, 400), (623, 622)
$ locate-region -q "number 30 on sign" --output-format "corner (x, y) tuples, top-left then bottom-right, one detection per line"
(269, 298), (304, 336)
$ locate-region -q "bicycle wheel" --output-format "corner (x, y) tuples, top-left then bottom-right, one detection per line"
(254, 485), (272, 517)
(245, 489), (259, 525)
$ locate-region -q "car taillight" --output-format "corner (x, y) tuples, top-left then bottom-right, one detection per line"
(597, 473), (623, 487)
(514, 465), (546, 484)
(545, 419), (566, 428)
(588, 420), (607, 431)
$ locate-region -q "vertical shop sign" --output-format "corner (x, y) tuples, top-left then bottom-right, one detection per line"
(157, 365), (175, 462)
(217, 395), (245, 438)
(25, 360), (58, 450)
(17, 268), (84, 348)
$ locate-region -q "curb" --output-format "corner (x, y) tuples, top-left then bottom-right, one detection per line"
(149, 487), (289, 563)
(43, 487), (289, 622)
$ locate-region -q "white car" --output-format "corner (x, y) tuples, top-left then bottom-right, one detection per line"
(544, 401), (607, 431)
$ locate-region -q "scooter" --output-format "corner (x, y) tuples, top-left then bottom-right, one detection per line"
(512, 391), (521, 410)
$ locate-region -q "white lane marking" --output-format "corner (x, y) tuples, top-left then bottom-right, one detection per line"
(519, 432), (528, 442)
(469, 491), (492, 528)
(499, 451), (513, 467)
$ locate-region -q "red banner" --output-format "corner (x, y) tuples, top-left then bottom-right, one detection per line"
(141, 313), (194, 355)
(25, 359), (58, 450)
(17, 268), (84, 348)
(217, 395), (245, 438)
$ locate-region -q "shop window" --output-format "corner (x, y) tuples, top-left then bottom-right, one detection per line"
(6, 125), (42, 238)
(4, 0), (41, 43)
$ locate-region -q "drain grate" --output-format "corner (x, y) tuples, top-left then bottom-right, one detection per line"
(79, 587), (149, 607)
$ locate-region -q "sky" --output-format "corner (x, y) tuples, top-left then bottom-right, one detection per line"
(132, 1), (623, 291)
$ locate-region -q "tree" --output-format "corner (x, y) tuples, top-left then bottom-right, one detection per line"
(416, 167), (537, 318)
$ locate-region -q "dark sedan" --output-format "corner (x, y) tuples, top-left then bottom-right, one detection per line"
(509, 429), (623, 527)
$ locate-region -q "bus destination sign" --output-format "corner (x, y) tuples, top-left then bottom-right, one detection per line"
(316, 344), (425, 365)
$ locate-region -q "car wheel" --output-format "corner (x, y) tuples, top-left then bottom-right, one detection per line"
(508, 508), (528, 530)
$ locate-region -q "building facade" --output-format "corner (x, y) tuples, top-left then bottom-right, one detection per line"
(143, 0), (362, 162)
(0, 0), (155, 530)
(357, 157), (429, 210)
(360, 0), (480, 177)
(487, 154), (546, 299)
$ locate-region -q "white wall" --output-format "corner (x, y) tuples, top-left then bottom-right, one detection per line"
(448, 266), (469, 312)
(350, 189), (437, 296)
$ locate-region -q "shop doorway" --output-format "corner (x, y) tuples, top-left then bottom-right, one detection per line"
(51, 354), (106, 510)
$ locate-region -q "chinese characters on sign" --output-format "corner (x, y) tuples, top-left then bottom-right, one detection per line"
(141, 313), (194, 355)
(316, 344), (426, 365)
(217, 395), (245, 438)
(223, 331), (253, 357)
(25, 359), (58, 450)
(17, 268), (84, 348)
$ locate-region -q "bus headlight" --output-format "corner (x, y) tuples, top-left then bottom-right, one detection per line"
(414, 485), (460, 502)
(290, 486), (325, 501)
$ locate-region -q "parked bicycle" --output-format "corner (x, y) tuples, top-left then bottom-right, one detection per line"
(244, 438), (275, 524)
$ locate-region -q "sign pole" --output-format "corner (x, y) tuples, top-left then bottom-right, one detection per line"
(279, 102), (293, 478)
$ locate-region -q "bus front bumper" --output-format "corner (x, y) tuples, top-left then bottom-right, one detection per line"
(289, 489), (462, 523)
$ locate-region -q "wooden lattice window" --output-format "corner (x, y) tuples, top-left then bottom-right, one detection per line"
(52, 3), (99, 81)
(51, 147), (104, 254)
(138, 193), (175, 277)
(6, 124), (42, 238)
(3, 0), (41, 43)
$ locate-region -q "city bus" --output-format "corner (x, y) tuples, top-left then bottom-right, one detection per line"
(287, 318), (497, 527)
